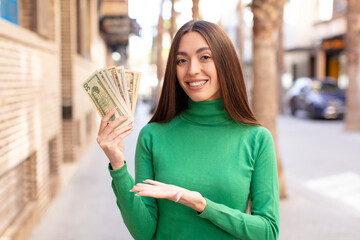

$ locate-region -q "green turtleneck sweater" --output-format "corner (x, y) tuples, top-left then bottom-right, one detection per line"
(109, 99), (279, 240)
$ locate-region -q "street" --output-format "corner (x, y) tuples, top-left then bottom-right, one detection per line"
(28, 103), (360, 240)
(278, 115), (360, 239)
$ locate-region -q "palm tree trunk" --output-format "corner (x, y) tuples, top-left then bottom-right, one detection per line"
(251, 0), (286, 198)
(345, 0), (360, 130)
(170, 0), (177, 40)
(192, 0), (200, 20)
(236, 0), (244, 66)
(156, 0), (165, 98)
(277, 3), (285, 115)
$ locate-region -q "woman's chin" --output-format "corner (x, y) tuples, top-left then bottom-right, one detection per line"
(188, 95), (221, 102)
(188, 96), (206, 102)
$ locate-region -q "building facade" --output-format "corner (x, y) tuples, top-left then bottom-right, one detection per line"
(0, 1), (63, 238)
(313, 0), (348, 87)
(0, 0), (133, 239)
(283, 0), (352, 88)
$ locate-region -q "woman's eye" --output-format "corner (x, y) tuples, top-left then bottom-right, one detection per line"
(201, 55), (211, 61)
(176, 59), (187, 64)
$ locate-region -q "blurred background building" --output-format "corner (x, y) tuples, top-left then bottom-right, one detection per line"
(283, 0), (348, 88)
(0, 0), (138, 239)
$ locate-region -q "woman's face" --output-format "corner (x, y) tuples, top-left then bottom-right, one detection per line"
(176, 32), (221, 102)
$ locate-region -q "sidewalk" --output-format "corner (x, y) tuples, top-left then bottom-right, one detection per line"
(27, 103), (152, 240)
(28, 104), (360, 240)
(278, 115), (360, 240)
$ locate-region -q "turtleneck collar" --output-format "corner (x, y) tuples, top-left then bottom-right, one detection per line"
(180, 98), (232, 125)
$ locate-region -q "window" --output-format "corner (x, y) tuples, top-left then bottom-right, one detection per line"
(0, 0), (19, 24)
(86, 111), (93, 136)
(48, 138), (59, 197)
(333, 0), (346, 14)
(0, 153), (37, 235)
(76, 0), (91, 58)
(36, 0), (53, 39)
(76, 120), (81, 146)
(9, 0), (55, 39)
(317, 0), (334, 21)
(48, 138), (59, 176)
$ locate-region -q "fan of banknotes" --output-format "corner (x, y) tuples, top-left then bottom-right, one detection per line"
(81, 66), (141, 128)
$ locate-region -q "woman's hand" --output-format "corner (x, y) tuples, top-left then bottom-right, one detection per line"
(97, 107), (134, 170)
(130, 179), (207, 213)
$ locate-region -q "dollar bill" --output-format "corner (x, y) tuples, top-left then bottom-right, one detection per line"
(97, 68), (131, 116)
(108, 66), (131, 110)
(81, 71), (133, 128)
(116, 66), (132, 110)
(98, 68), (121, 101)
(124, 69), (142, 115)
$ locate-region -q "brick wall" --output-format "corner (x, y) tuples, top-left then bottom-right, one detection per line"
(0, 13), (62, 239)
(61, 0), (107, 162)
(0, 0), (107, 238)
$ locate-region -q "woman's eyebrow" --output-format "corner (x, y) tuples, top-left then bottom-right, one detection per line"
(176, 47), (211, 56)
(176, 51), (187, 56)
(196, 47), (210, 53)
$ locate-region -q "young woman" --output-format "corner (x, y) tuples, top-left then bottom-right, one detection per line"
(97, 20), (279, 240)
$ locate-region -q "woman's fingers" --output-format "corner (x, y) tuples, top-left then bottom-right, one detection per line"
(112, 123), (134, 139)
(134, 190), (160, 198)
(102, 115), (130, 136)
(97, 117), (133, 148)
(130, 182), (183, 201)
(110, 125), (135, 146)
(131, 183), (154, 190)
(99, 107), (118, 135)
(143, 179), (165, 186)
(130, 183), (156, 193)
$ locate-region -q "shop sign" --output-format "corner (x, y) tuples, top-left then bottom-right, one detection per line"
(322, 38), (345, 50)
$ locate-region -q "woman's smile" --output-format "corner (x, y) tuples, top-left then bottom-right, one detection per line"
(186, 79), (208, 89)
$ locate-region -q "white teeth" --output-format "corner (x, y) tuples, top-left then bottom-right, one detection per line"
(189, 81), (207, 87)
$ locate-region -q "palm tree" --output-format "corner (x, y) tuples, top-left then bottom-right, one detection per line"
(251, 0), (286, 198)
(345, 0), (360, 130)
(277, 2), (285, 114)
(156, 0), (165, 99)
(236, 0), (244, 65)
(170, 0), (177, 40)
(192, 0), (200, 20)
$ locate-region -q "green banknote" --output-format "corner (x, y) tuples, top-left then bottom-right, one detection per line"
(81, 70), (134, 128)
(124, 69), (141, 115)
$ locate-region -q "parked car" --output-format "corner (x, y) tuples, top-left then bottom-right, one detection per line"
(285, 77), (346, 119)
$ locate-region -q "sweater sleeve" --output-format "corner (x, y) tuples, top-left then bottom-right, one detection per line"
(198, 128), (280, 240)
(109, 126), (158, 240)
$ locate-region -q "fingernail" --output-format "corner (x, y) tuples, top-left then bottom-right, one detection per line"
(128, 123), (135, 127)
(135, 193), (139, 196)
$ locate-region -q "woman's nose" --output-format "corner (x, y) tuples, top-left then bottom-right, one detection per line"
(187, 59), (201, 76)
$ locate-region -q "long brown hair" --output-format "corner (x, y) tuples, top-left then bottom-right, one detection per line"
(149, 20), (260, 126)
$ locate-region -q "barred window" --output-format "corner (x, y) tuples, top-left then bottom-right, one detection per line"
(0, 153), (37, 235)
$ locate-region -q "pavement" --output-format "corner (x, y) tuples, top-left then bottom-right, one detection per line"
(28, 103), (360, 240)
(277, 113), (360, 240)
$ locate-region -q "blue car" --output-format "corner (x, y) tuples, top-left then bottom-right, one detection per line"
(286, 77), (346, 119)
